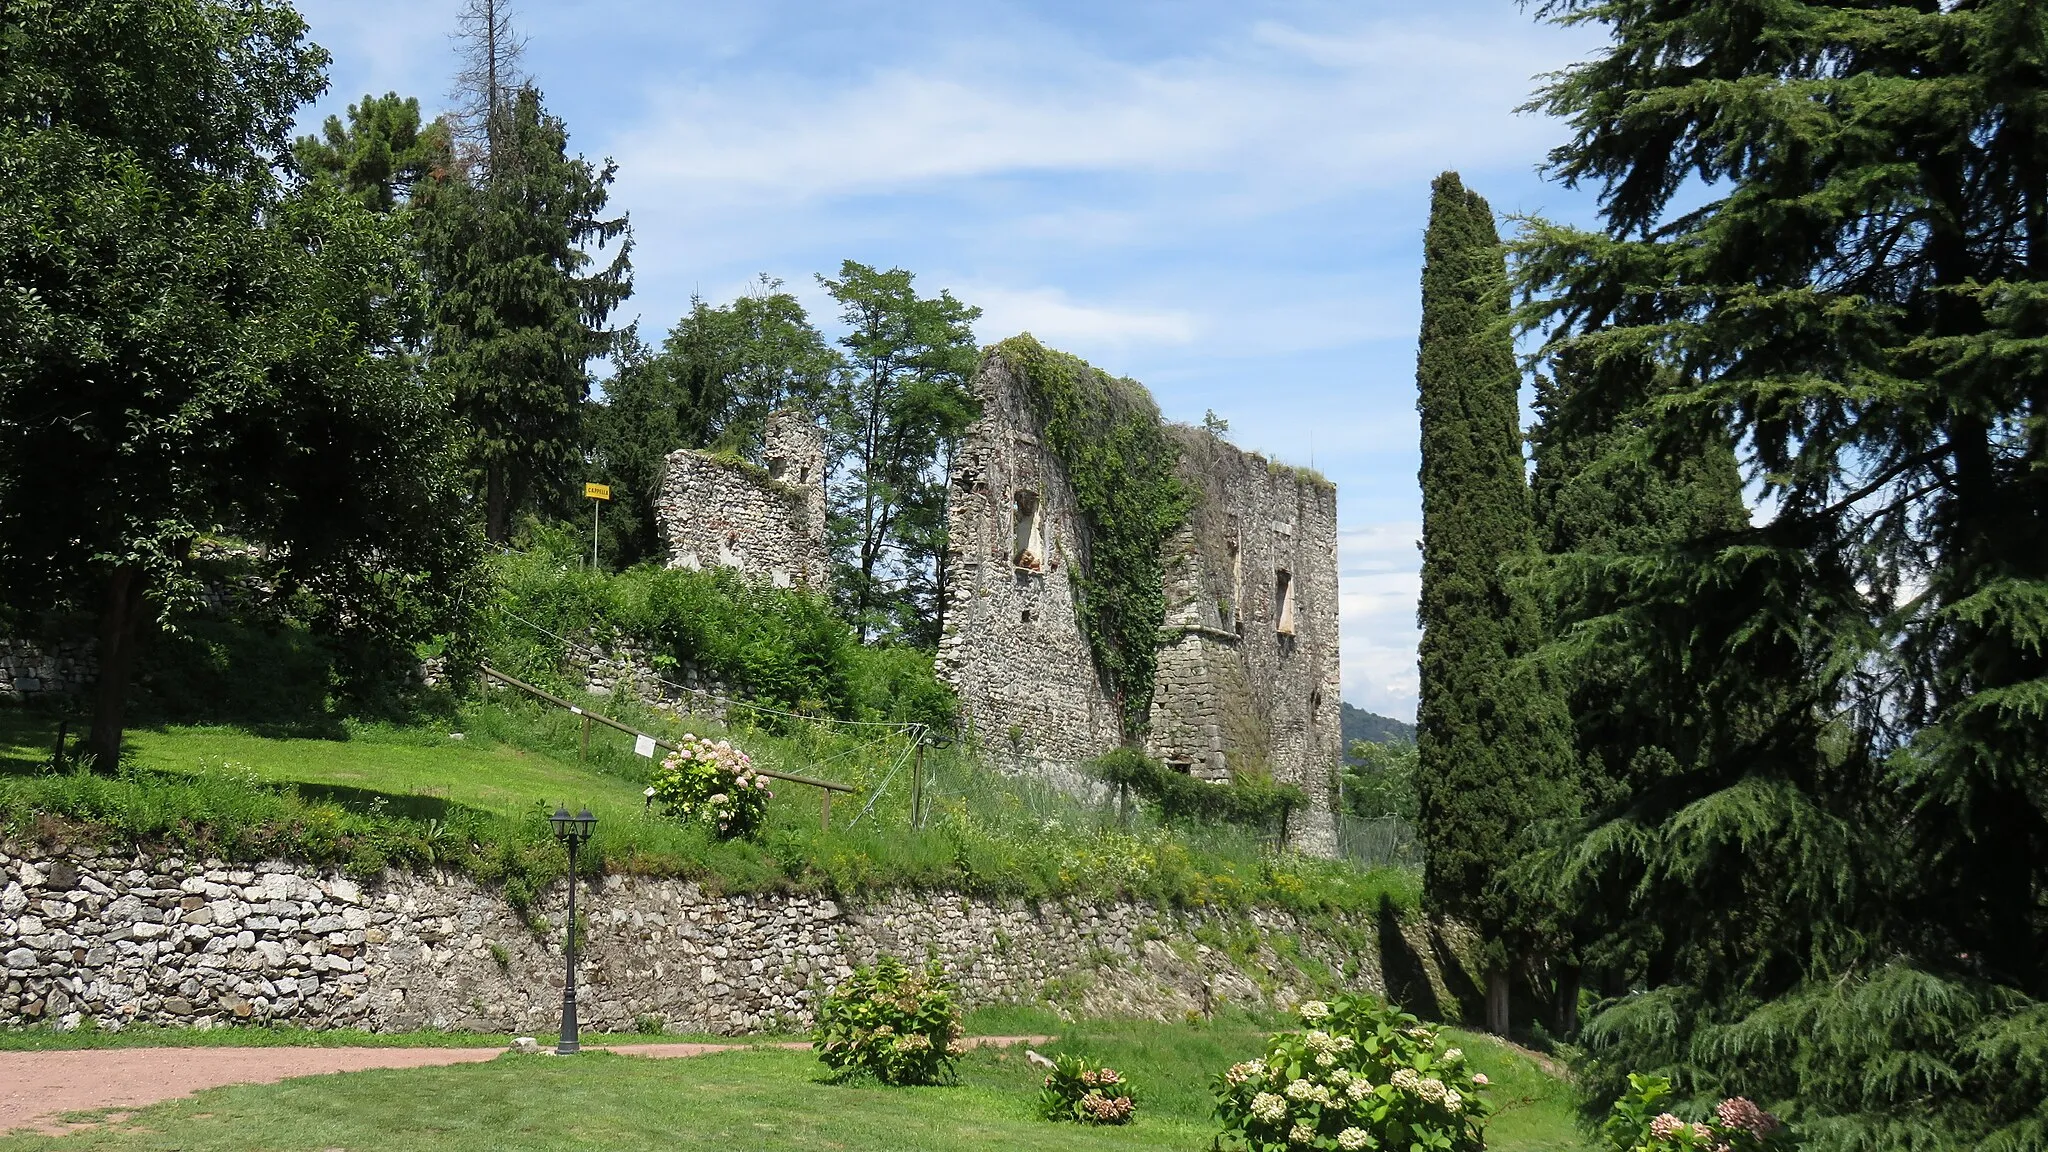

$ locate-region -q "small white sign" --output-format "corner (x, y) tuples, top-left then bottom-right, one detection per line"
(633, 734), (657, 758)
(569, 706), (583, 716)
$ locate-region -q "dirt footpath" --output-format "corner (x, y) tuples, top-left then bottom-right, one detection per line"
(0, 1036), (1047, 1134)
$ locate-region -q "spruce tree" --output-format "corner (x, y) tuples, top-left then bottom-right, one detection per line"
(1519, 2), (2048, 1144)
(413, 85), (631, 541)
(1414, 172), (1577, 1037)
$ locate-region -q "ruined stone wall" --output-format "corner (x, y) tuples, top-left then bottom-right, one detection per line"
(935, 356), (1123, 768)
(0, 845), (1461, 1035)
(935, 348), (1343, 855)
(655, 410), (830, 592)
(1148, 428), (1343, 856)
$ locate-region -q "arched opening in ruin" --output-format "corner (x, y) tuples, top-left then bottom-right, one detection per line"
(1275, 569), (1295, 636)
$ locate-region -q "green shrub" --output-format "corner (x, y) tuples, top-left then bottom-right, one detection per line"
(1601, 1074), (1793, 1152)
(487, 549), (955, 730)
(1037, 1052), (1137, 1125)
(1213, 995), (1492, 1152)
(812, 956), (962, 1085)
(646, 734), (772, 839)
(1090, 746), (1305, 831)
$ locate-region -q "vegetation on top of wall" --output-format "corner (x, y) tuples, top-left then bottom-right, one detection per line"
(483, 534), (956, 732)
(1088, 747), (1306, 834)
(996, 336), (1191, 740)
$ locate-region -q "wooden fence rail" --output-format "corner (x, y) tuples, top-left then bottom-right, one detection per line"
(478, 664), (856, 830)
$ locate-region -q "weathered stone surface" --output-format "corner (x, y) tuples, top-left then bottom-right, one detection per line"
(654, 409), (830, 593)
(0, 846), (1454, 1035)
(935, 352), (1344, 854)
(0, 636), (95, 702)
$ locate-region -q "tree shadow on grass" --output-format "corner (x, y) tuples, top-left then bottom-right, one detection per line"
(287, 781), (477, 823)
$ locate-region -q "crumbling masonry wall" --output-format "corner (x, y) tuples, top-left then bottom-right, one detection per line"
(655, 411), (830, 591)
(936, 348), (1342, 855)
(936, 356), (1124, 771)
(1147, 428), (1341, 855)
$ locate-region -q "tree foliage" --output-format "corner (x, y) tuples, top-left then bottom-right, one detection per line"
(1413, 172), (1578, 1028)
(818, 261), (980, 646)
(414, 84), (632, 542)
(0, 0), (477, 763)
(1518, 2), (2048, 1146)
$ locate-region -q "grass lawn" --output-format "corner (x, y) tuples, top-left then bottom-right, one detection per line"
(0, 1017), (1590, 1151)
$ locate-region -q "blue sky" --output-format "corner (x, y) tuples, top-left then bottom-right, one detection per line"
(294, 0), (1609, 721)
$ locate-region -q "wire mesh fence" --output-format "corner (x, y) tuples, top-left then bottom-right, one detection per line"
(1334, 813), (1422, 871)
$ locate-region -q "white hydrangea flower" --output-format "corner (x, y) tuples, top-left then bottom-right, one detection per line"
(1289, 1122), (1316, 1145)
(1286, 1078), (1317, 1102)
(1418, 1078), (1448, 1104)
(1443, 1047), (1463, 1061)
(1444, 1089), (1464, 1114)
(1330, 1067), (1353, 1087)
(1347, 1079), (1374, 1101)
(1298, 1000), (1331, 1022)
(1315, 1051), (1337, 1068)
(1338, 1128), (1372, 1150)
(1251, 1093), (1288, 1123)
(1391, 1068), (1422, 1093)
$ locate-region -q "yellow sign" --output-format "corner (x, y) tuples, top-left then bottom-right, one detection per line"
(584, 483), (611, 501)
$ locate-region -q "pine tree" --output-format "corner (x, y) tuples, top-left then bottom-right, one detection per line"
(1518, 2), (2048, 1144)
(1413, 171), (1577, 1037)
(414, 85), (631, 541)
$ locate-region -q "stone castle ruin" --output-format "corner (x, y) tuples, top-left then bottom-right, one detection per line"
(654, 344), (1342, 856)
(935, 346), (1341, 855)
(655, 409), (831, 590)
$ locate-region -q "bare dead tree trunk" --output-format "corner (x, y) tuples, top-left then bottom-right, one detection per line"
(85, 563), (149, 770)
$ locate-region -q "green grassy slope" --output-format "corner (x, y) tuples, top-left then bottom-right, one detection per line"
(0, 1017), (1588, 1151)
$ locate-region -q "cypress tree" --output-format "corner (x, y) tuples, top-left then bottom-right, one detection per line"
(1414, 172), (1577, 1037)
(1518, 2), (2048, 1143)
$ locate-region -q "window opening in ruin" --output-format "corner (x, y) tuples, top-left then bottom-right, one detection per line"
(1223, 539), (1243, 632)
(1275, 569), (1295, 636)
(766, 455), (788, 481)
(1013, 491), (1044, 570)
(798, 463), (810, 485)
(1167, 758), (1193, 775)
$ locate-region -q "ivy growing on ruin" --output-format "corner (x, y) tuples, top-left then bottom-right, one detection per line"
(997, 336), (1190, 739)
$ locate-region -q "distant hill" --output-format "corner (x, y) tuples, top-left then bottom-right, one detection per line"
(1341, 702), (1415, 763)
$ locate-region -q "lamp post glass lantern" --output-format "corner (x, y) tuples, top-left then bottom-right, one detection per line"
(551, 805), (597, 1053)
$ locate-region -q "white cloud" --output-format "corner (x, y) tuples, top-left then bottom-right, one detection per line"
(605, 13), (1578, 216)
(966, 285), (1197, 349)
(1339, 521), (1421, 720)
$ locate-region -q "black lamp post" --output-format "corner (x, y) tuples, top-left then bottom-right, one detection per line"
(550, 804), (597, 1054)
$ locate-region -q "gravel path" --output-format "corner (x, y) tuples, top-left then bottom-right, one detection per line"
(0, 1036), (1049, 1135)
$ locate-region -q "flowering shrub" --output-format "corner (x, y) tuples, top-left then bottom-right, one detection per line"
(646, 733), (771, 839)
(1213, 995), (1492, 1151)
(812, 955), (963, 1085)
(1602, 1074), (1794, 1152)
(1038, 1053), (1136, 1125)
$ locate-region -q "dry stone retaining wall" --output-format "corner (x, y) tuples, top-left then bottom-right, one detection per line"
(1, 845), (1447, 1035)
(0, 637), (94, 703)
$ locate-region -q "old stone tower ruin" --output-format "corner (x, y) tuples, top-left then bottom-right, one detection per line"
(655, 410), (831, 590)
(936, 345), (1342, 855)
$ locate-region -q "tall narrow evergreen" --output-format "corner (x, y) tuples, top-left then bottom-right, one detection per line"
(1413, 172), (1576, 1036)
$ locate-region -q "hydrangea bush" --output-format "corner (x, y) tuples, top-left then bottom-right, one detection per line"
(1038, 1053), (1136, 1125)
(1602, 1074), (1794, 1152)
(1214, 995), (1492, 1151)
(811, 955), (963, 1086)
(646, 733), (771, 839)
